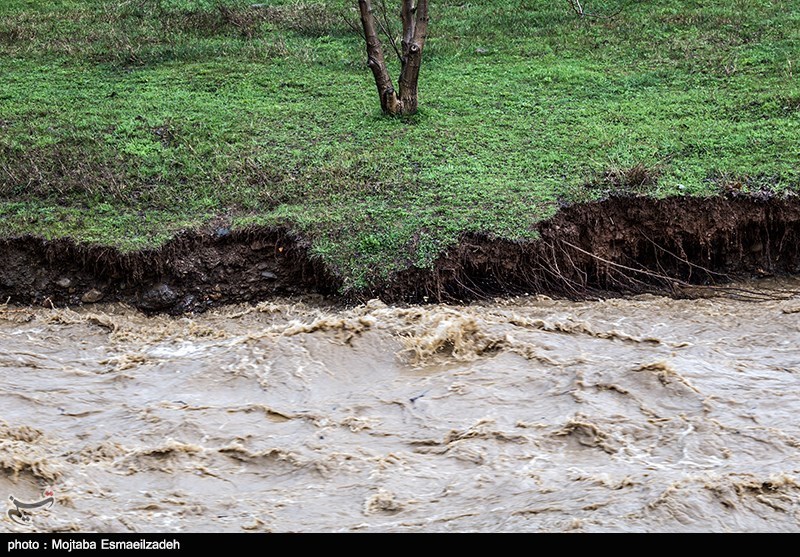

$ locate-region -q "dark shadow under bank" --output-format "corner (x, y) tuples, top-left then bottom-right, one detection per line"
(2, 194), (800, 313)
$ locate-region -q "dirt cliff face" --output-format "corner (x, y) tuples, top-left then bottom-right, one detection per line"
(2, 194), (799, 313)
(0, 229), (337, 314)
(384, 194), (800, 302)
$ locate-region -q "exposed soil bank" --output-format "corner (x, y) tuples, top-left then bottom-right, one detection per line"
(0, 229), (337, 313)
(385, 194), (800, 302)
(2, 195), (799, 313)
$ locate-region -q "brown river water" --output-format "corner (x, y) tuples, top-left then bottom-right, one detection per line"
(1, 279), (800, 532)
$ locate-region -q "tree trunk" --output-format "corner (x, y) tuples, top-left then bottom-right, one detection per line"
(398, 0), (428, 115)
(358, 0), (428, 116)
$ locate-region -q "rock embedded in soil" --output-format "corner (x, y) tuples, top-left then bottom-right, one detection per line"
(81, 288), (104, 303)
(139, 283), (178, 311)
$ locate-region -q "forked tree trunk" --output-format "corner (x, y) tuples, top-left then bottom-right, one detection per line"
(358, 0), (429, 115)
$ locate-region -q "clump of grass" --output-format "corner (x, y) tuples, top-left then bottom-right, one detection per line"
(0, 14), (37, 45)
(602, 163), (661, 192)
(0, 142), (132, 200)
(708, 171), (785, 197)
(583, 163), (663, 197)
(257, 2), (343, 37)
(216, 5), (265, 39)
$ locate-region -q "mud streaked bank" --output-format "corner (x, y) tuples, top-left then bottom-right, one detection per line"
(2, 195), (800, 313)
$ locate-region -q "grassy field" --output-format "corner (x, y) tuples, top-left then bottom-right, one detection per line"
(1, 0), (798, 290)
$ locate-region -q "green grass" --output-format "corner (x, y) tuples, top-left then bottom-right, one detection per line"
(1, 0), (798, 289)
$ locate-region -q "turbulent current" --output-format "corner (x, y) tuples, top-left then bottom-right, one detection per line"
(1, 279), (800, 532)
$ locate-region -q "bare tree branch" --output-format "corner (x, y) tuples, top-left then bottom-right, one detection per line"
(396, 0), (427, 113)
(567, 0), (585, 17)
(358, 0), (401, 114)
(375, 0), (402, 62)
(412, 0), (428, 45)
(566, 0), (623, 20)
(400, 0), (415, 60)
(340, 7), (365, 39)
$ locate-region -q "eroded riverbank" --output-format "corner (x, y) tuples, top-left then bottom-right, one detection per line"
(2, 195), (800, 312)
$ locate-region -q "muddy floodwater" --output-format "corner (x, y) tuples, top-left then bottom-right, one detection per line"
(1, 279), (800, 532)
